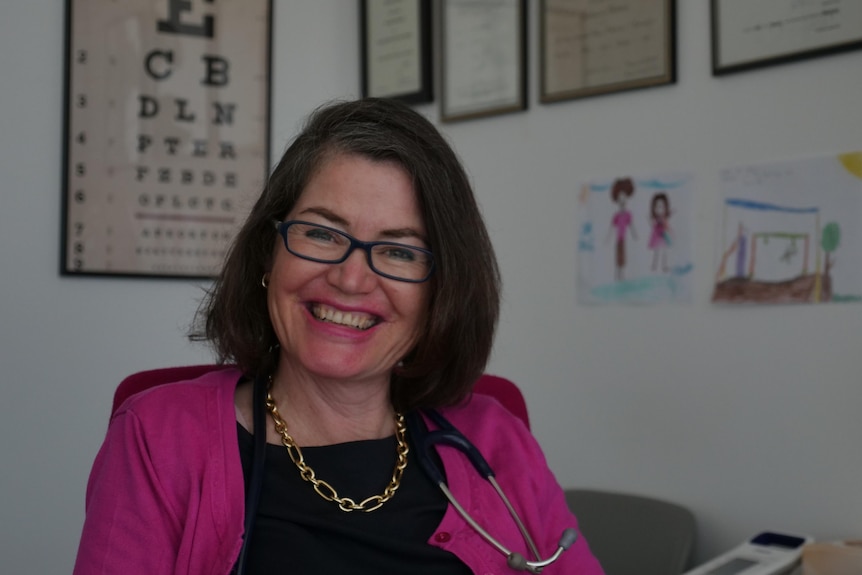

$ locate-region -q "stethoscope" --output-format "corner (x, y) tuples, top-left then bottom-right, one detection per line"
(408, 408), (578, 573)
(235, 376), (577, 575)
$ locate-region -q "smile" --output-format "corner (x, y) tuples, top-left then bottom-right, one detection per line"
(310, 304), (378, 330)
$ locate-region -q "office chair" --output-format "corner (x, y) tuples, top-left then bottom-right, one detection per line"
(113, 365), (531, 429)
(565, 488), (696, 575)
(472, 373), (531, 429)
(112, 364), (221, 415)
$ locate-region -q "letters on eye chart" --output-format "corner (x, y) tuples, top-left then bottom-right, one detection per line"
(64, 0), (271, 278)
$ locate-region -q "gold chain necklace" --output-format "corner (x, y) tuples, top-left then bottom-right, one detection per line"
(264, 382), (409, 512)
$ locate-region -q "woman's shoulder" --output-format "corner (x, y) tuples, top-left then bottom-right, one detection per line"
(438, 392), (534, 446)
(433, 392), (554, 481)
(112, 366), (243, 425)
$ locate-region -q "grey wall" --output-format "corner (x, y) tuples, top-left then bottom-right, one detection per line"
(1, 2), (860, 573)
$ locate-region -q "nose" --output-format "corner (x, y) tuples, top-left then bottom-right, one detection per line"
(326, 245), (377, 293)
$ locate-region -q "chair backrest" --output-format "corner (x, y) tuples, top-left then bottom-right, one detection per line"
(112, 364), (220, 415)
(113, 365), (530, 429)
(472, 373), (530, 429)
(565, 488), (696, 575)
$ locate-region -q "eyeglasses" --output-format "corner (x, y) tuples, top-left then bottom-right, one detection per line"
(274, 220), (435, 283)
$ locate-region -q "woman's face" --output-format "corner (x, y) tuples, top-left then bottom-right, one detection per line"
(267, 152), (430, 384)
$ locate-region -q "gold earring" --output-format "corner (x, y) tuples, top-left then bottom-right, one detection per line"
(261, 273), (270, 288)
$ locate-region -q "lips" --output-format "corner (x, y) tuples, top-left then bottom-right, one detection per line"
(310, 303), (379, 330)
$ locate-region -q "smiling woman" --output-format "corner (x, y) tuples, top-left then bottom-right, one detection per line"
(199, 98), (501, 412)
(265, 151), (431, 394)
(73, 98), (605, 575)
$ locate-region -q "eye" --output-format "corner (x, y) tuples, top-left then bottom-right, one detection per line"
(304, 226), (339, 243)
(381, 245), (418, 262)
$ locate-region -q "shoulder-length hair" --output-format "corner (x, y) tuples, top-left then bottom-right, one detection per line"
(192, 98), (501, 412)
(650, 192), (670, 219)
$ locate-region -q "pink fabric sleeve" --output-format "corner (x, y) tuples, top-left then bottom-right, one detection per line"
(73, 374), (244, 575)
(73, 410), (185, 575)
(493, 412), (605, 575)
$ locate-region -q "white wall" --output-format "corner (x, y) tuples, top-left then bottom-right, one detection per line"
(1, 2), (859, 573)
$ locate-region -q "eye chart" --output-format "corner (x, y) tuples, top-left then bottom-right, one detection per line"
(62, 0), (271, 278)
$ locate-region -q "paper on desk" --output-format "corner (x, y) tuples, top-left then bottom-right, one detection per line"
(802, 540), (862, 575)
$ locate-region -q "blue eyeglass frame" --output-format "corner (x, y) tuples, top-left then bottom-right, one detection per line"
(273, 220), (435, 283)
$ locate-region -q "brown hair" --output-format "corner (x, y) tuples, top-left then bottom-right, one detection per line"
(611, 177), (634, 202)
(191, 98), (501, 411)
(650, 192), (670, 220)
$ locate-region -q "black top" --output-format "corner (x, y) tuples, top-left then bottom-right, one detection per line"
(237, 422), (472, 575)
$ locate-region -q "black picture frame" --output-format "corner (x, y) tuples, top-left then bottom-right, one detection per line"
(712, 0), (862, 75)
(360, 0), (433, 104)
(539, 0), (676, 103)
(440, 0), (528, 123)
(61, 0), (273, 279)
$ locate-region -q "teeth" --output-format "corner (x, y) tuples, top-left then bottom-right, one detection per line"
(312, 305), (376, 330)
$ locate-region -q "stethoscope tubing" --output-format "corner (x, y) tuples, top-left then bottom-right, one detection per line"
(413, 409), (578, 573)
(417, 410), (542, 559)
(235, 376), (269, 575)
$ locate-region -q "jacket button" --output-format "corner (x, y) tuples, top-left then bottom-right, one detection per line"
(434, 532), (451, 542)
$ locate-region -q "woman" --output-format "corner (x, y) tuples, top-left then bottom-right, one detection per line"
(648, 192), (672, 272)
(606, 177), (637, 282)
(74, 98), (603, 574)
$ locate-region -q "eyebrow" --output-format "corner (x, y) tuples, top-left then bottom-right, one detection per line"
(297, 206), (425, 240)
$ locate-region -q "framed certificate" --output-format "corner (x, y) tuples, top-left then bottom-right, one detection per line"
(440, 0), (528, 123)
(712, 0), (862, 75)
(540, 0), (676, 103)
(62, 0), (272, 279)
(360, 0), (433, 103)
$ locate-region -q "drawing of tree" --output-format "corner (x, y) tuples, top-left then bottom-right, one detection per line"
(822, 222), (840, 272)
(821, 222), (840, 300)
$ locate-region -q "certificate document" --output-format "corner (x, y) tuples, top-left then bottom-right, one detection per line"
(442, 0), (525, 120)
(365, 0), (423, 98)
(542, 0), (672, 100)
(715, 0), (862, 69)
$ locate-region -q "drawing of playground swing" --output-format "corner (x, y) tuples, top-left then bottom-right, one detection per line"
(712, 198), (854, 304)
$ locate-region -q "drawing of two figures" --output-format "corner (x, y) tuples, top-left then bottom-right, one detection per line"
(606, 177), (672, 281)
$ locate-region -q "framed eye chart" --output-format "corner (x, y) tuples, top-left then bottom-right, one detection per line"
(62, 0), (272, 278)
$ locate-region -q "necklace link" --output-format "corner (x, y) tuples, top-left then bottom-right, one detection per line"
(312, 479), (338, 502)
(357, 495), (384, 512)
(264, 379), (408, 513)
